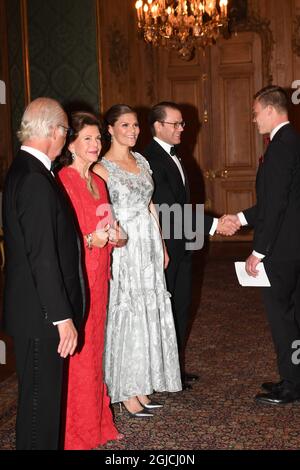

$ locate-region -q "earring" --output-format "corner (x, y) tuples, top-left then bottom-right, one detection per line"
(71, 152), (77, 161)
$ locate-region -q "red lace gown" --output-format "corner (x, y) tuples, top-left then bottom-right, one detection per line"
(58, 167), (119, 450)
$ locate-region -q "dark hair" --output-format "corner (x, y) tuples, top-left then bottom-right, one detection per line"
(59, 111), (101, 166)
(103, 104), (136, 142)
(148, 101), (181, 135)
(254, 85), (288, 113)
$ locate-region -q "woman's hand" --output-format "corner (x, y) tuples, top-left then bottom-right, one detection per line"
(93, 224), (110, 248)
(163, 244), (170, 270)
(108, 220), (127, 247)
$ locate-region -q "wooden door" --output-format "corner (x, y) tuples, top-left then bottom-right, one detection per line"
(156, 48), (212, 207)
(156, 32), (263, 240)
(209, 32), (263, 239)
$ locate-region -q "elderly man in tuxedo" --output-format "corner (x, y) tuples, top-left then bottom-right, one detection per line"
(144, 101), (238, 388)
(2, 97), (85, 449)
(226, 85), (300, 404)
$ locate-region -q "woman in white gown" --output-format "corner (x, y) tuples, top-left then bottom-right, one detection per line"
(93, 104), (182, 417)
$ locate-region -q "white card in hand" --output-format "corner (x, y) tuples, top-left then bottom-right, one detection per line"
(234, 261), (271, 287)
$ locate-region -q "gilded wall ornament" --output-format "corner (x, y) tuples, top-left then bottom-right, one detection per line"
(107, 24), (129, 79)
(292, 15), (300, 57)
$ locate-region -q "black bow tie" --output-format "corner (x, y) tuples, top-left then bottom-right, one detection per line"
(170, 147), (182, 162)
(170, 146), (177, 156)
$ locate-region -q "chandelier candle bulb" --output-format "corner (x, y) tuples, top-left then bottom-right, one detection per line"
(143, 3), (149, 22)
(135, 0), (143, 21)
(219, 0), (228, 18)
(205, 1), (215, 16)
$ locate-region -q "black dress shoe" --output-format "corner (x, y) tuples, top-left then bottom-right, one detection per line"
(261, 380), (283, 393)
(183, 373), (199, 382)
(255, 389), (300, 405)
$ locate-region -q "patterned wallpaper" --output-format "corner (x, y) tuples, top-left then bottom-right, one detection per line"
(6, 0), (26, 155)
(6, 0), (100, 155)
(27, 0), (100, 113)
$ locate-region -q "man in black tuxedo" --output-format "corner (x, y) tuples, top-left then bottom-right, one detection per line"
(228, 85), (300, 404)
(144, 102), (238, 388)
(2, 97), (85, 448)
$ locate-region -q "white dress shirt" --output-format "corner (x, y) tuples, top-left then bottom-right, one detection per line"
(154, 137), (186, 184)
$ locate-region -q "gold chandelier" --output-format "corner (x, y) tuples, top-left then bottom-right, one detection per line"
(135, 0), (229, 59)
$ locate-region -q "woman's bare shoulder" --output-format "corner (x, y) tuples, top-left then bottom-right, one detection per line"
(93, 162), (108, 181)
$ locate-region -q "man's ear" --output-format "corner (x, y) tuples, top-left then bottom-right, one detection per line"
(52, 125), (60, 141)
(153, 121), (161, 136)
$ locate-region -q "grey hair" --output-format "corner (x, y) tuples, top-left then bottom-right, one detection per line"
(17, 97), (66, 142)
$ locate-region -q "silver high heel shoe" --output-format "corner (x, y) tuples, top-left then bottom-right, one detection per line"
(119, 402), (153, 418)
(142, 400), (163, 409)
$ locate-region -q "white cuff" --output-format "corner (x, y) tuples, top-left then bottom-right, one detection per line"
(237, 212), (248, 226)
(53, 318), (71, 326)
(252, 250), (265, 259)
(209, 218), (218, 236)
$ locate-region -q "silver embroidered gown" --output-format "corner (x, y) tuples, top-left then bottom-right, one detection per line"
(102, 152), (182, 403)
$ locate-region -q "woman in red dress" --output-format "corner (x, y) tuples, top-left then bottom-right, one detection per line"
(57, 111), (124, 450)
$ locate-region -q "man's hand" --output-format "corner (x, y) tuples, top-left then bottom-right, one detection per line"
(216, 214), (241, 236)
(57, 319), (78, 358)
(245, 253), (260, 277)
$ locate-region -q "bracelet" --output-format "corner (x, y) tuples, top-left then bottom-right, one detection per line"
(86, 233), (93, 250)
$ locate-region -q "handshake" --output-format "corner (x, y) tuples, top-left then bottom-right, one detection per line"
(216, 214), (241, 236)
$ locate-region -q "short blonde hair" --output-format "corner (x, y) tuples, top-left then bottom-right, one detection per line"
(17, 97), (66, 142)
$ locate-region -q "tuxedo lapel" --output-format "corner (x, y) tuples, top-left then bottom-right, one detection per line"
(175, 152), (190, 203)
(150, 140), (188, 203)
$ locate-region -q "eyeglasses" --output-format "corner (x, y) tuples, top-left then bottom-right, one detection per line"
(58, 125), (74, 136)
(159, 121), (186, 129)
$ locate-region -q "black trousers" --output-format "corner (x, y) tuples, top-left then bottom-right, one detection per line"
(14, 337), (64, 450)
(263, 259), (300, 386)
(165, 250), (192, 363)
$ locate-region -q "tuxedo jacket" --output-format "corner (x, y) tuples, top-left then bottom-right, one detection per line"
(143, 139), (213, 258)
(2, 150), (85, 338)
(244, 123), (300, 261)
